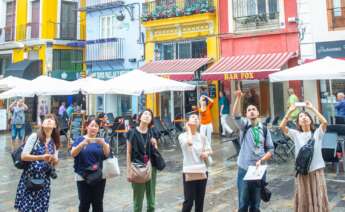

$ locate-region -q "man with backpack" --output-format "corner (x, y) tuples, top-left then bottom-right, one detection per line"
(232, 88), (274, 212)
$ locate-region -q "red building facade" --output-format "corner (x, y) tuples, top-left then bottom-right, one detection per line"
(204, 0), (301, 116)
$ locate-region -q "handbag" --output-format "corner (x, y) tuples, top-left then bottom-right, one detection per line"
(260, 181), (271, 202)
(130, 130), (152, 183)
(130, 161), (152, 183)
(83, 164), (103, 186)
(151, 148), (166, 171)
(25, 178), (45, 191)
(185, 172), (207, 182)
(12, 136), (39, 169)
(102, 152), (120, 178)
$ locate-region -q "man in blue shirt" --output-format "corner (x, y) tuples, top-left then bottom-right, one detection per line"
(219, 91), (233, 136)
(335, 92), (345, 117)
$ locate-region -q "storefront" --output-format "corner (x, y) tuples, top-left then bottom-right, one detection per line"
(202, 52), (298, 117)
(315, 40), (345, 121)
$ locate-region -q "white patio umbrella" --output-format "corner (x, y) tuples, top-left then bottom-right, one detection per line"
(269, 57), (345, 82)
(269, 57), (345, 123)
(70, 76), (106, 94)
(0, 75), (79, 99)
(105, 69), (196, 96)
(0, 76), (30, 90)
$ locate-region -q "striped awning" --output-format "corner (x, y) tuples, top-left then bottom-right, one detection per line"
(139, 58), (212, 81)
(202, 52), (297, 80)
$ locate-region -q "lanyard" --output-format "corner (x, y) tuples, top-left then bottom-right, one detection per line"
(252, 126), (260, 147)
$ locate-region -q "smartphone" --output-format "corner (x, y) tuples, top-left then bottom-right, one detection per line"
(295, 102), (306, 107)
(89, 138), (98, 143)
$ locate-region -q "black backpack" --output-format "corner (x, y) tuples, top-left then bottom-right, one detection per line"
(295, 132), (315, 177)
(11, 136), (39, 169)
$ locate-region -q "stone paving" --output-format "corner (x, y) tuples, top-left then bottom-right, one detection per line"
(0, 133), (345, 212)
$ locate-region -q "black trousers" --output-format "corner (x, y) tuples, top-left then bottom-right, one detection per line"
(77, 179), (106, 212)
(182, 173), (208, 212)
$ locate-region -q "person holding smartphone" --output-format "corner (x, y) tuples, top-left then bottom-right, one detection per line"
(197, 95), (214, 146)
(9, 98), (28, 150)
(71, 117), (110, 212)
(280, 101), (329, 212)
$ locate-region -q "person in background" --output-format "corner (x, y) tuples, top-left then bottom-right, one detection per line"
(232, 88), (274, 212)
(9, 98), (28, 150)
(14, 114), (60, 212)
(249, 88), (260, 111)
(71, 117), (110, 212)
(178, 113), (212, 212)
(39, 100), (49, 124)
(335, 92), (345, 118)
(66, 103), (75, 118)
(197, 95), (214, 146)
(219, 90), (234, 137)
(287, 88), (300, 121)
(58, 102), (66, 117)
(280, 102), (329, 212)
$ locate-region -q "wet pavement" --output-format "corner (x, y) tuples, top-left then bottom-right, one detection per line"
(0, 133), (345, 212)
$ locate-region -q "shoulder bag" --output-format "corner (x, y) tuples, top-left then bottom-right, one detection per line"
(130, 130), (152, 183)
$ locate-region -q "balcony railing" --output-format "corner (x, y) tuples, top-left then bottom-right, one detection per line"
(328, 7), (345, 29)
(81, 0), (125, 11)
(86, 38), (124, 62)
(1, 22), (79, 42)
(233, 12), (280, 32)
(142, 0), (215, 22)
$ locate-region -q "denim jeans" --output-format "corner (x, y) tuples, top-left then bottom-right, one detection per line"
(11, 124), (25, 141)
(237, 167), (265, 212)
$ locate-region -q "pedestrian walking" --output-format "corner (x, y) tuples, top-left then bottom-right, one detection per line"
(219, 90), (234, 137)
(288, 88), (300, 121)
(127, 109), (158, 212)
(9, 98), (28, 150)
(178, 113), (212, 212)
(14, 114), (60, 212)
(335, 92), (345, 118)
(197, 95), (214, 146)
(232, 88), (274, 212)
(280, 101), (330, 212)
(58, 102), (66, 117)
(71, 117), (110, 212)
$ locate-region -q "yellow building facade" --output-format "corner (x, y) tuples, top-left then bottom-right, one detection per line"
(141, 0), (221, 133)
(0, 0), (86, 79)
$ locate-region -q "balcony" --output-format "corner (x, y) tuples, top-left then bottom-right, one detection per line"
(328, 7), (345, 29)
(2, 26), (15, 42)
(86, 38), (124, 62)
(142, 0), (215, 22)
(81, 0), (125, 12)
(232, 0), (280, 32)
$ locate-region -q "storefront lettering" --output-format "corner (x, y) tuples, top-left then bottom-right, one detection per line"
(224, 72), (255, 80)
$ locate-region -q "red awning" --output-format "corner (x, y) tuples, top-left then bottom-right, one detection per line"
(202, 52), (297, 80)
(139, 58), (211, 81)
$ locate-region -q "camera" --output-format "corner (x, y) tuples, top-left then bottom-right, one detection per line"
(47, 166), (58, 179)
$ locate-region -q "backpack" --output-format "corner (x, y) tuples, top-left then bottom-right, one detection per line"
(295, 132), (315, 177)
(11, 135), (39, 169)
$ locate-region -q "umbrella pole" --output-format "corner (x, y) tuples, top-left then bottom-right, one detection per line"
(183, 91), (185, 120)
(103, 94), (106, 113)
(329, 80), (335, 124)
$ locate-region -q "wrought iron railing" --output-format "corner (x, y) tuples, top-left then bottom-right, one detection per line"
(3, 26), (15, 42)
(233, 12), (280, 32)
(142, 0), (215, 22)
(86, 38), (124, 62)
(328, 7), (345, 29)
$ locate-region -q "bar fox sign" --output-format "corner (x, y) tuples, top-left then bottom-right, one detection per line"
(224, 72), (255, 80)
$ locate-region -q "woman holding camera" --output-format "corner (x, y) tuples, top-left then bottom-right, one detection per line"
(14, 114), (60, 212)
(280, 101), (329, 212)
(71, 117), (110, 212)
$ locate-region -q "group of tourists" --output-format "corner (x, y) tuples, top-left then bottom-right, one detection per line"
(12, 85), (332, 212)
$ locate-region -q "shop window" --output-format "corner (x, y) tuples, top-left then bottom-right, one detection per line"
(155, 40), (207, 60)
(327, 0), (345, 29)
